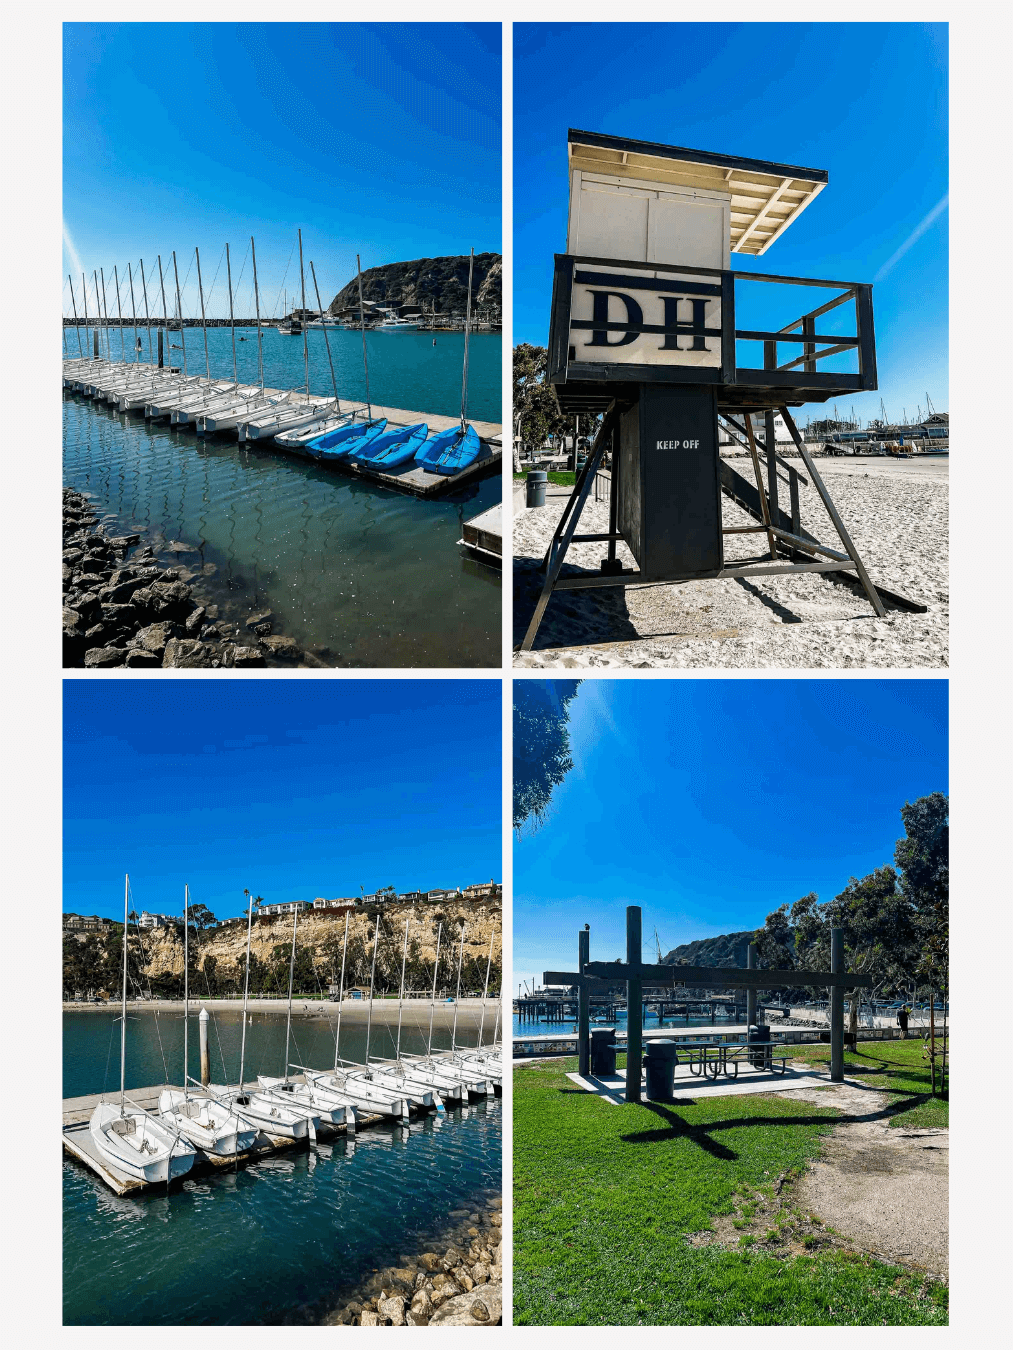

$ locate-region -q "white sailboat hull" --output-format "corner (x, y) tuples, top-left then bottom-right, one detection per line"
(255, 1077), (355, 1128)
(157, 1089), (258, 1156)
(89, 1100), (196, 1183)
(207, 1085), (310, 1139)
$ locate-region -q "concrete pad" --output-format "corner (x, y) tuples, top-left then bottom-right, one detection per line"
(566, 1062), (833, 1102)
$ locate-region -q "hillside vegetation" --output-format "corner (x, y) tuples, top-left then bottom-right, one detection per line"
(329, 253), (501, 315)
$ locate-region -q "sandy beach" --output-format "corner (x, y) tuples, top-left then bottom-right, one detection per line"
(513, 456), (947, 669)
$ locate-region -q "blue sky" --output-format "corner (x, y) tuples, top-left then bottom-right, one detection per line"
(62, 23), (501, 321)
(514, 679), (948, 992)
(64, 680), (501, 922)
(514, 22), (948, 425)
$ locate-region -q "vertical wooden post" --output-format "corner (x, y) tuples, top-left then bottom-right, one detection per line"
(764, 410), (779, 522)
(93, 327), (99, 359)
(747, 942), (757, 1026)
(625, 906), (642, 1103)
(199, 1006), (210, 1087)
(578, 925), (590, 1077)
(603, 417), (622, 573)
(157, 329), (164, 369)
(929, 993), (936, 1095)
(830, 928), (844, 1082)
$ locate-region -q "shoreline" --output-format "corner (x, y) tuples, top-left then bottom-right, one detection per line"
(63, 996), (501, 1028)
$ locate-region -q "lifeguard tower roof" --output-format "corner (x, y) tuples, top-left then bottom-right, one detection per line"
(568, 129), (828, 257)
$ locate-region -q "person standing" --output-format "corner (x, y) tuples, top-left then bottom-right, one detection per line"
(898, 1004), (909, 1039)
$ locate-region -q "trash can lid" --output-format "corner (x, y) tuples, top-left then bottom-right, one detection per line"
(644, 1038), (679, 1059)
(528, 470), (548, 481)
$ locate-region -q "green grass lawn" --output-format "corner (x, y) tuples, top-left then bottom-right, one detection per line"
(788, 1037), (948, 1129)
(513, 1056), (947, 1326)
(513, 471), (577, 486)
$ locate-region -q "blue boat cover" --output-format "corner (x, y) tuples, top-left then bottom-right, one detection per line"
(354, 422), (428, 468)
(418, 424), (481, 476)
(305, 418), (387, 458)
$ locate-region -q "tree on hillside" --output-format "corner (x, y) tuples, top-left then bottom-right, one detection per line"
(513, 680), (582, 833)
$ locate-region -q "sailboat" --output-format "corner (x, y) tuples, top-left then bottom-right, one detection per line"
(304, 418), (387, 460)
(253, 902), (355, 1132)
(353, 421), (428, 468)
(89, 876), (197, 1184)
(416, 249), (482, 475)
(157, 885), (257, 1157)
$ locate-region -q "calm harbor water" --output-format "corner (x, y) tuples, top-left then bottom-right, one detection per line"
(512, 1011), (741, 1037)
(64, 1010), (501, 1326)
(63, 327), (501, 668)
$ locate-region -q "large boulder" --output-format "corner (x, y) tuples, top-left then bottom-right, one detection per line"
(128, 622), (179, 657)
(428, 1283), (502, 1326)
(162, 637), (213, 669)
(84, 646), (127, 668)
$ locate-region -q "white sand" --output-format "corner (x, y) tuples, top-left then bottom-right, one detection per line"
(513, 457), (948, 669)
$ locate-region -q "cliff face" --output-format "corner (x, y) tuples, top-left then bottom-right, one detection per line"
(329, 254), (501, 315)
(137, 900), (501, 984)
(661, 931), (757, 970)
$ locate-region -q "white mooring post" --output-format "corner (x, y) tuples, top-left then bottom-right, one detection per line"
(199, 1006), (210, 1087)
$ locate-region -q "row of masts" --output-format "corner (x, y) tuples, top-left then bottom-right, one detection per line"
(65, 234), (475, 431)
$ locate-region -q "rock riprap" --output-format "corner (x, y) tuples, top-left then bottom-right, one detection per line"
(326, 1196), (502, 1326)
(62, 488), (305, 669)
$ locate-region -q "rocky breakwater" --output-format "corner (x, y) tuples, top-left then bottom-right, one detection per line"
(62, 488), (288, 669)
(328, 1196), (502, 1326)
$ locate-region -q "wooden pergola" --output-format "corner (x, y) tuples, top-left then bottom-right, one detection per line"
(545, 905), (872, 1103)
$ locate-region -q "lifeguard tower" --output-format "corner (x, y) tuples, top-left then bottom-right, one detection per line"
(519, 129), (905, 652)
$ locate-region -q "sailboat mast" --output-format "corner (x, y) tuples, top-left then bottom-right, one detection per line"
(364, 916), (380, 1064)
(113, 265), (126, 363)
(139, 260), (154, 364)
(68, 276), (83, 358)
(127, 264), (139, 361)
(333, 912), (349, 1073)
(183, 884), (189, 1102)
(226, 242), (237, 384)
(250, 237), (264, 391)
(171, 252), (188, 378)
(309, 260), (340, 412)
(356, 253), (372, 418)
(426, 924), (442, 1057)
(120, 874), (129, 1113)
(82, 273), (91, 358)
(283, 905), (299, 1081)
(451, 926), (466, 1054)
(238, 891), (254, 1091)
(99, 269), (110, 362)
(477, 929), (494, 1049)
(195, 247), (211, 381)
(395, 916), (409, 1062)
(460, 248), (474, 431)
(491, 998), (500, 1050)
(298, 229), (309, 395)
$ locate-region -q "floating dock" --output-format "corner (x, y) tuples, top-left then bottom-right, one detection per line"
(63, 365), (502, 500)
(64, 1076), (379, 1196)
(459, 502), (502, 564)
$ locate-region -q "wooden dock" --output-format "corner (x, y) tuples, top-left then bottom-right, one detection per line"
(266, 397), (502, 499)
(460, 502), (502, 564)
(63, 1076), (379, 1197)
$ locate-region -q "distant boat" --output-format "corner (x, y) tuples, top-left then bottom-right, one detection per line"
(416, 424), (481, 476)
(355, 421), (428, 469)
(377, 316), (420, 331)
(304, 417), (388, 460)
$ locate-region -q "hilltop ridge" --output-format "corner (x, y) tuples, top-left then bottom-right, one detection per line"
(329, 253), (501, 315)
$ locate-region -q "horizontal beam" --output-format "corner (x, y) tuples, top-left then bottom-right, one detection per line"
(777, 342), (857, 372)
(718, 560), (857, 579)
(736, 329), (858, 347)
(584, 961), (875, 988)
(543, 971), (610, 986)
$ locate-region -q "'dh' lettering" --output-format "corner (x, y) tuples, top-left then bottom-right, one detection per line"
(585, 290), (643, 347)
(661, 297), (710, 352)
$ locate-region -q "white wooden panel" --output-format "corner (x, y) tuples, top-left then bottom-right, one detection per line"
(649, 196), (728, 270)
(568, 265), (722, 369)
(574, 181), (650, 261)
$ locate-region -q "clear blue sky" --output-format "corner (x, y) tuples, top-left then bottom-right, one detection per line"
(63, 23), (501, 320)
(514, 22), (948, 425)
(64, 680), (501, 922)
(514, 679), (948, 992)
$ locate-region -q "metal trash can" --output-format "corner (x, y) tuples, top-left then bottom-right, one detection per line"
(526, 470), (547, 508)
(590, 1027), (617, 1076)
(747, 1024), (768, 1069)
(643, 1039), (679, 1101)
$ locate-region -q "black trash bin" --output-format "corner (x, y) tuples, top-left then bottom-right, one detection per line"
(590, 1026), (617, 1076)
(526, 470), (547, 508)
(747, 1024), (769, 1069)
(643, 1039), (680, 1101)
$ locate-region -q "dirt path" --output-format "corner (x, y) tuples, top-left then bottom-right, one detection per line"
(782, 1080), (948, 1280)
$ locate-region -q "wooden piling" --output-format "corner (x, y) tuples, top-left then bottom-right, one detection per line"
(578, 926), (590, 1077)
(626, 906), (642, 1103)
(830, 928), (844, 1082)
